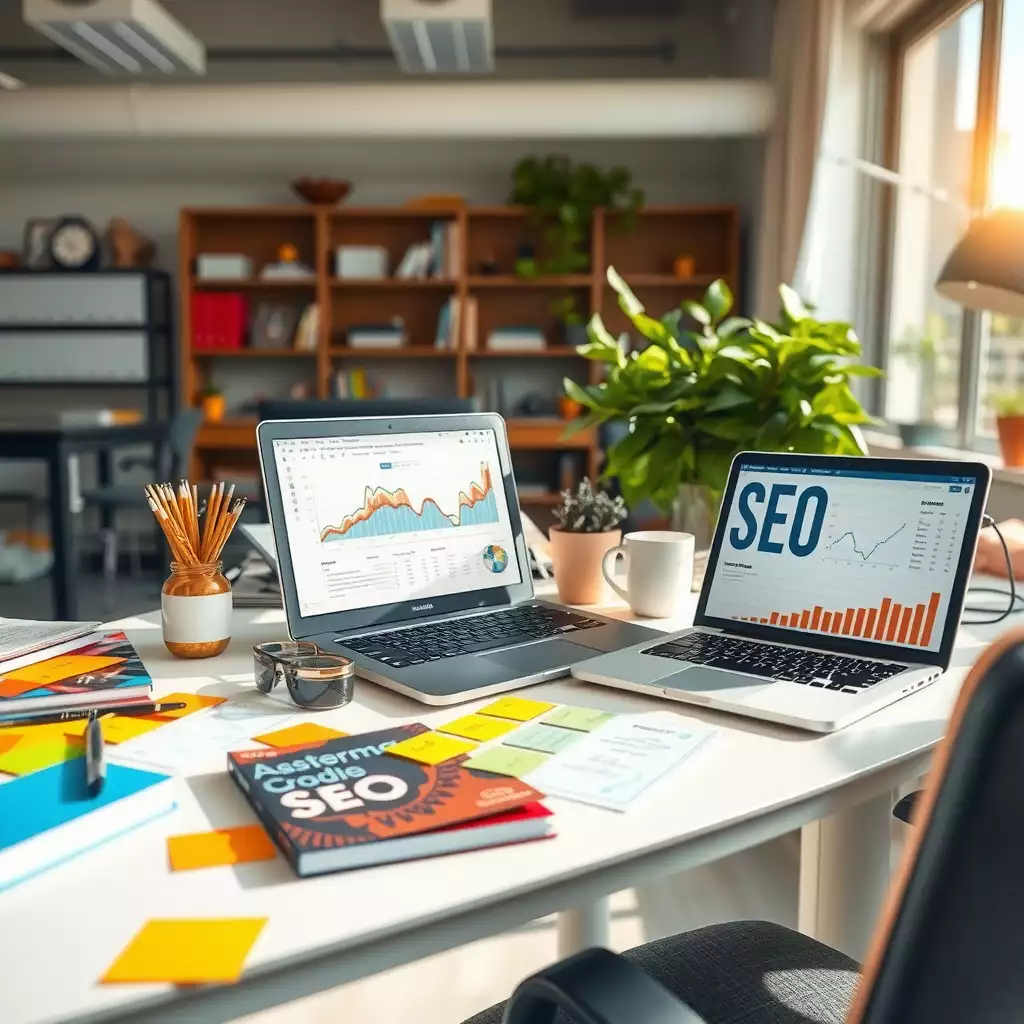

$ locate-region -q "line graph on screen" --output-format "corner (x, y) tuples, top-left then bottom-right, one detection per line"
(319, 462), (498, 541)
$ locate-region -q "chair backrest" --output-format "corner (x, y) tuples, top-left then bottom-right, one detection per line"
(848, 627), (1024, 1023)
(257, 397), (476, 422)
(159, 407), (204, 480)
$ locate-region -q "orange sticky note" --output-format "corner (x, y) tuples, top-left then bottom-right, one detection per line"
(252, 722), (349, 749)
(142, 692), (226, 720)
(0, 733), (19, 755)
(3, 654), (124, 686)
(101, 918), (268, 984)
(1, 720), (88, 743)
(478, 696), (556, 722)
(386, 730), (476, 765)
(168, 825), (277, 871)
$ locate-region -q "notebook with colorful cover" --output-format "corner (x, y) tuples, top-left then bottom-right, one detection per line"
(228, 723), (552, 875)
(0, 632), (153, 717)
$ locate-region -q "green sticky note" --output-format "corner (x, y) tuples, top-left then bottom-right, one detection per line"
(504, 723), (582, 755)
(543, 705), (615, 732)
(464, 745), (549, 778)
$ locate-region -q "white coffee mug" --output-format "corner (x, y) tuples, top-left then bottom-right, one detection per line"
(601, 530), (696, 617)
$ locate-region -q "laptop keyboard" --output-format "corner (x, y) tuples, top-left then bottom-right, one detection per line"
(643, 633), (908, 695)
(340, 606), (604, 669)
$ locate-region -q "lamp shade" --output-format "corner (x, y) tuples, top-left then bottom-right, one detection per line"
(936, 209), (1024, 316)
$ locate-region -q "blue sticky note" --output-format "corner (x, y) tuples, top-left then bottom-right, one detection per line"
(0, 758), (173, 891)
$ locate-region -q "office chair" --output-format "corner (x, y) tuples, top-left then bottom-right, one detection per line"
(465, 627), (1024, 1024)
(80, 408), (203, 585)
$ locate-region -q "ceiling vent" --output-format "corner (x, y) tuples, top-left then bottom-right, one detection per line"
(381, 0), (493, 74)
(23, 0), (205, 75)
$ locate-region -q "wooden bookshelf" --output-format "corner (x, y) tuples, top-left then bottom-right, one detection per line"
(179, 203), (740, 495)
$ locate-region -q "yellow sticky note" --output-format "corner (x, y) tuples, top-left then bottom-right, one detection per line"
(101, 918), (268, 985)
(0, 736), (83, 775)
(437, 713), (520, 742)
(0, 733), (19, 755)
(4, 654), (124, 686)
(142, 692), (227, 720)
(386, 731), (477, 766)
(478, 696), (556, 722)
(1, 720), (88, 743)
(168, 825), (277, 872)
(97, 716), (166, 744)
(253, 722), (349, 749)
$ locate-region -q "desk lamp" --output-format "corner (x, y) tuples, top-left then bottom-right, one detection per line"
(936, 208), (1024, 316)
(936, 208), (1024, 620)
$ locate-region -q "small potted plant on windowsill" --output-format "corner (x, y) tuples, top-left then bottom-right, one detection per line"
(993, 391), (1024, 467)
(549, 478), (627, 605)
(201, 384), (226, 423)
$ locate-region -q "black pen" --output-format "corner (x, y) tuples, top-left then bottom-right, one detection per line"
(85, 711), (105, 797)
(0, 701), (187, 730)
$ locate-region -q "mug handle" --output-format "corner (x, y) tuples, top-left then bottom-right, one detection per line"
(601, 544), (630, 602)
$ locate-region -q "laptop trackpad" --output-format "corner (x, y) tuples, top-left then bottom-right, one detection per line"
(483, 639), (590, 675)
(663, 666), (771, 701)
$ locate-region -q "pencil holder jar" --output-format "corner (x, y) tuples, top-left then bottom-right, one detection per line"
(161, 560), (232, 659)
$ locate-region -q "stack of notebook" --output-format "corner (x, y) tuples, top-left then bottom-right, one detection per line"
(0, 627), (153, 722)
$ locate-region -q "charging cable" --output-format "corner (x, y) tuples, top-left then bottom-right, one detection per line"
(962, 515), (1024, 625)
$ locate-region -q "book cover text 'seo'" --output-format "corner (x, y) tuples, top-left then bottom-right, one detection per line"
(228, 724), (544, 873)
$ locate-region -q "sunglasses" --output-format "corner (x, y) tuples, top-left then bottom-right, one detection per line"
(252, 641), (354, 710)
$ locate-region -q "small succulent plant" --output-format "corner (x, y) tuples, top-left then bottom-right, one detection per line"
(552, 478), (627, 533)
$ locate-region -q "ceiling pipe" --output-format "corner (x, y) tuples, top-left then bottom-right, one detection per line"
(0, 79), (773, 138)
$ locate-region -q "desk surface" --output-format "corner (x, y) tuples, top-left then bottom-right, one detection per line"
(2, 589), (1006, 1024)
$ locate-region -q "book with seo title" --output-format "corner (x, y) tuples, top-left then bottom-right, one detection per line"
(228, 723), (552, 876)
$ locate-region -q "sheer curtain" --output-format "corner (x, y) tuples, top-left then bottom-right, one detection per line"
(755, 0), (838, 317)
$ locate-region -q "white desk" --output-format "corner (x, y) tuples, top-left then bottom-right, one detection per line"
(2, 590), (1005, 1024)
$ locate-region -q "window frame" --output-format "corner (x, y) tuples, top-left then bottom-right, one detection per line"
(877, 0), (1006, 451)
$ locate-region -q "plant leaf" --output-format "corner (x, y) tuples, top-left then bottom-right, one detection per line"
(779, 283), (809, 323)
(683, 300), (711, 327)
(703, 279), (733, 324)
(717, 316), (752, 339)
(607, 266), (644, 317)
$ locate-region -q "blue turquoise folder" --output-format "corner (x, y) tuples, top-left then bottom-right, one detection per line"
(0, 758), (173, 891)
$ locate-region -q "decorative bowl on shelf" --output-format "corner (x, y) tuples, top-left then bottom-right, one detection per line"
(290, 178), (352, 206)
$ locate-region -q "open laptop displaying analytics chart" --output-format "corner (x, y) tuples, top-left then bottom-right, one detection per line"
(573, 452), (990, 732)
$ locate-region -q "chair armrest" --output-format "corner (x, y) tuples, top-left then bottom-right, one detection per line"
(118, 454), (156, 473)
(503, 948), (706, 1024)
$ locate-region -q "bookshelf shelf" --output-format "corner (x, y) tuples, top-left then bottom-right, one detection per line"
(191, 278), (316, 290)
(180, 203), (740, 491)
(330, 278), (457, 290)
(608, 273), (721, 287)
(467, 275), (592, 289)
(467, 348), (583, 358)
(194, 349), (317, 358)
(329, 347), (456, 359)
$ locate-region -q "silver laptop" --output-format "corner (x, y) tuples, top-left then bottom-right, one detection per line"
(256, 412), (658, 705)
(572, 451), (990, 733)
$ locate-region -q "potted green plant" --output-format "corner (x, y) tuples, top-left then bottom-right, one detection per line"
(549, 478), (628, 605)
(552, 293), (588, 348)
(993, 391), (1024, 467)
(563, 268), (881, 546)
(509, 155), (644, 275)
(201, 384), (225, 423)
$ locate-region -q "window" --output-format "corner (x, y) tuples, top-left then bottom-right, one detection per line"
(977, 0), (1024, 436)
(879, 0), (1023, 451)
(885, 3), (981, 432)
